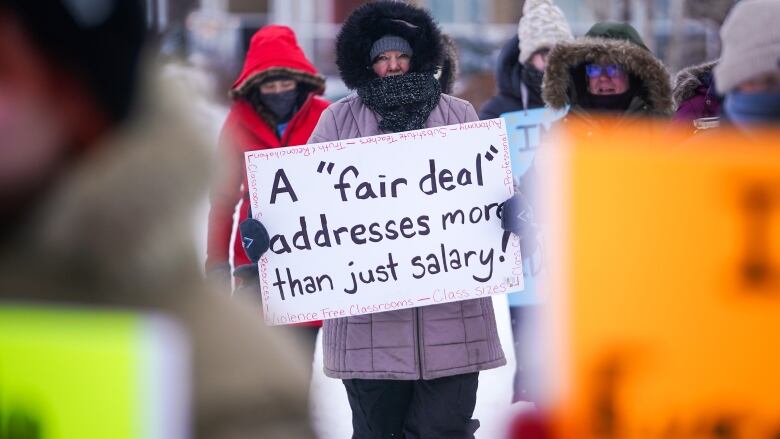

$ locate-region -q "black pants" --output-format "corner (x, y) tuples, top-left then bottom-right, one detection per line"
(342, 373), (480, 439)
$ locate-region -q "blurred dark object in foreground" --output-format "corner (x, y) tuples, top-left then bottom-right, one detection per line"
(0, 1), (314, 437)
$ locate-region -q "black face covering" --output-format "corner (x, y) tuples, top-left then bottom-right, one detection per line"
(521, 62), (544, 101)
(259, 89), (298, 122)
(583, 89), (636, 113)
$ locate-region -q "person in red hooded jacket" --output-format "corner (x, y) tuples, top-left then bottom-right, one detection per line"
(206, 25), (330, 374)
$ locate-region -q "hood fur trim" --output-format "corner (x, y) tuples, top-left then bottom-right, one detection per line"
(436, 33), (459, 94)
(543, 37), (673, 113)
(231, 68), (323, 129)
(336, 1), (444, 90)
(229, 67), (325, 100)
(672, 59), (718, 107)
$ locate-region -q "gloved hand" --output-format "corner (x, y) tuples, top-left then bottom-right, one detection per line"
(239, 218), (271, 263)
(501, 192), (539, 259)
(230, 218), (270, 305)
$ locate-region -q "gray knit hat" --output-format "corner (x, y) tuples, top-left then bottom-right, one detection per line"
(518, 0), (574, 64)
(370, 35), (413, 62)
(714, 0), (780, 94)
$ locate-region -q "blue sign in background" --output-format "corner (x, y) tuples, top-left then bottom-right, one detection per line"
(501, 107), (568, 306)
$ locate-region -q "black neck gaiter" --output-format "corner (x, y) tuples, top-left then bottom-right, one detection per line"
(259, 89), (299, 123)
(582, 89), (636, 113)
(521, 62), (544, 106)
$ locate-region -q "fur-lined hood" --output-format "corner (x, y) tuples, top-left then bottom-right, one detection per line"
(543, 34), (673, 114)
(229, 25), (325, 128)
(230, 25), (325, 99)
(336, 1), (445, 90)
(437, 33), (459, 94)
(673, 59), (718, 107)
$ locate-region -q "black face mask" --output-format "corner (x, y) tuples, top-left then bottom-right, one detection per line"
(521, 62), (544, 90)
(259, 89), (298, 122)
(583, 89), (636, 113)
(521, 62), (545, 107)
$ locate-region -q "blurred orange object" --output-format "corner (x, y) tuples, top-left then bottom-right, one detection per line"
(533, 119), (780, 438)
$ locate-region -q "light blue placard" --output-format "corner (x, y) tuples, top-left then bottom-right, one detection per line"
(501, 106), (568, 306)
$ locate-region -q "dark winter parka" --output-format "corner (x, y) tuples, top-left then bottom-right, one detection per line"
(672, 60), (722, 122)
(543, 22), (673, 131)
(480, 35), (546, 119)
(310, 1), (506, 380)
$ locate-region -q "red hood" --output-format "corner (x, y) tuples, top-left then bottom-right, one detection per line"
(230, 25), (325, 97)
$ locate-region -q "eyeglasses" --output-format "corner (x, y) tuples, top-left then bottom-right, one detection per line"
(585, 64), (624, 78)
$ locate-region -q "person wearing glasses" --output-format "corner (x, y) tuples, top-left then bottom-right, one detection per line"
(542, 21), (673, 128)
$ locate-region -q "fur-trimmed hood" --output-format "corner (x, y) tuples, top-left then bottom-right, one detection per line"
(543, 32), (673, 115)
(673, 59), (718, 107)
(336, 1), (445, 90)
(229, 25), (325, 128)
(230, 25), (325, 99)
(437, 33), (459, 94)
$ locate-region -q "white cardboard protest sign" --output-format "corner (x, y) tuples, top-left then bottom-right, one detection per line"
(245, 119), (523, 325)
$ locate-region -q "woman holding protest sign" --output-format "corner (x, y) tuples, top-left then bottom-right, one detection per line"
(205, 25), (329, 379)
(306, 2), (506, 437)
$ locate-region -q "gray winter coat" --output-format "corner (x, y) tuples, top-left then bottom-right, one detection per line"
(308, 92), (507, 380)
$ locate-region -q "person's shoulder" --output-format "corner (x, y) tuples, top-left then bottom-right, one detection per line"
(438, 94), (477, 116)
(323, 92), (364, 116)
(479, 95), (526, 119)
(439, 93), (473, 108)
(431, 94), (478, 123)
(224, 99), (253, 121)
(310, 95), (332, 110)
(331, 92), (361, 106)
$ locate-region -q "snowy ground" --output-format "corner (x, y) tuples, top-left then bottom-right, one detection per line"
(173, 63), (526, 439)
